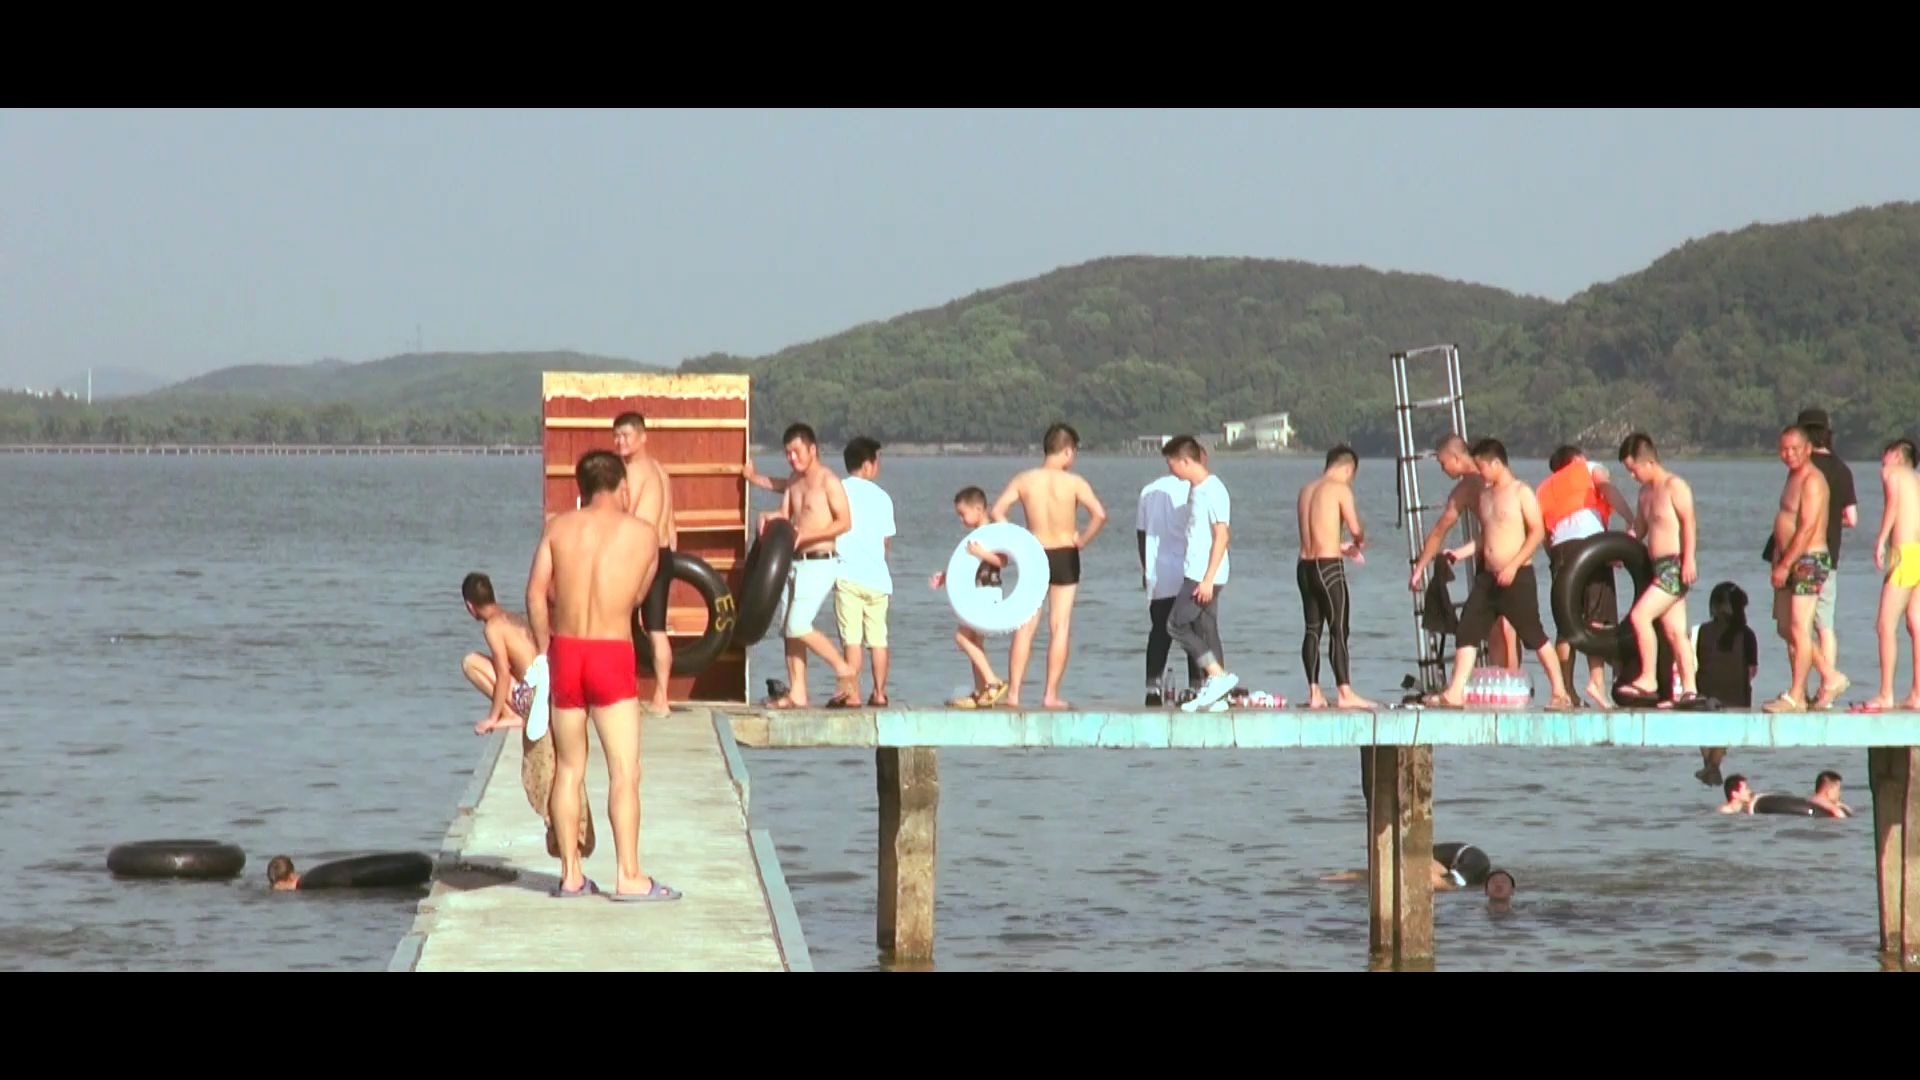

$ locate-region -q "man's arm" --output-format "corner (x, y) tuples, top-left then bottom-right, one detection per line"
(1876, 473), (1899, 570)
(1136, 490), (1150, 577)
(1593, 465), (1636, 533)
(1075, 478), (1108, 548)
(1340, 486), (1366, 549)
(1410, 480), (1470, 586)
(989, 477), (1021, 524)
(1672, 477), (1698, 584)
(1503, 485), (1546, 584)
(525, 528), (555, 655)
(743, 459), (791, 494)
(795, 473), (852, 548)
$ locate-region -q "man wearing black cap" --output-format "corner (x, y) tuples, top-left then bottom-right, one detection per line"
(1798, 408), (1857, 699)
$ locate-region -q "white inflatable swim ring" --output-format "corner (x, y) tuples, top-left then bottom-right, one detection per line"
(945, 521), (1051, 635)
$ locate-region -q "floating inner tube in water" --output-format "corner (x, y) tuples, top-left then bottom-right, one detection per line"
(1549, 531), (1674, 700)
(299, 851), (435, 889)
(107, 839), (247, 880)
(630, 552), (736, 676)
(1752, 795), (1840, 818)
(945, 522), (1050, 635)
(733, 519), (795, 647)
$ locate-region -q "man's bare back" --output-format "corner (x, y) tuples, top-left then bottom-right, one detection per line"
(537, 507), (659, 642)
(1298, 475), (1361, 559)
(1000, 467), (1102, 549)
(1886, 467), (1920, 548)
(488, 610), (537, 681)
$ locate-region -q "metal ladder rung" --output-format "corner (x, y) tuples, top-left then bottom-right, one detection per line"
(1396, 394), (1456, 410)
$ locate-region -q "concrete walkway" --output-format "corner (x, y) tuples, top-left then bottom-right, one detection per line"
(391, 708), (809, 972)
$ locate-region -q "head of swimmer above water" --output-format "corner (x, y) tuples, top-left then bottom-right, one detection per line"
(268, 854), (300, 891)
(1723, 773), (1754, 808)
(1814, 770), (1844, 805)
(1484, 869), (1516, 904)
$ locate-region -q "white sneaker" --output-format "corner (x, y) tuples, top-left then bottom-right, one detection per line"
(1182, 672), (1239, 712)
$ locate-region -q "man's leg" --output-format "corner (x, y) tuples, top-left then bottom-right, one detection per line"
(1324, 562), (1373, 708)
(1146, 596), (1176, 698)
(1298, 560), (1328, 707)
(1787, 593), (1819, 705)
(548, 703), (592, 892)
(590, 697), (656, 896)
(646, 632), (673, 716)
(1659, 596), (1696, 696)
(1042, 583), (1079, 708)
(1872, 579), (1907, 707)
(1168, 581), (1236, 708)
(1906, 586), (1920, 708)
(1005, 613), (1039, 707)
(1815, 569), (1839, 695)
(867, 589), (891, 704)
(462, 652), (496, 697)
(1622, 587), (1680, 695)
(834, 580), (866, 698)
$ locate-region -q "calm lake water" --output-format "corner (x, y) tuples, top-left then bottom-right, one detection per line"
(0, 451), (1895, 970)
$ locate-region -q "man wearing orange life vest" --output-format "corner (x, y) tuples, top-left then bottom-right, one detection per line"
(1539, 445), (1637, 706)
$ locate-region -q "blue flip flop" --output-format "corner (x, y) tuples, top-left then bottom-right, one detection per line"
(610, 878), (682, 903)
(552, 876), (601, 898)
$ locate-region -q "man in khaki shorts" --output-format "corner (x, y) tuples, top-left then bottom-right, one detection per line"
(834, 436), (896, 706)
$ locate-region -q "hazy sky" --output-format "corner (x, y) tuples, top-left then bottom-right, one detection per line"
(5, 108), (1918, 388)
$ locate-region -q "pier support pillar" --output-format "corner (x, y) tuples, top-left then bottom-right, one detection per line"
(1363, 745), (1434, 968)
(1869, 746), (1919, 968)
(877, 747), (938, 967)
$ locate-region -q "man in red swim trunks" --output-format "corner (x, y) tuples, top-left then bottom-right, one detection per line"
(526, 449), (681, 902)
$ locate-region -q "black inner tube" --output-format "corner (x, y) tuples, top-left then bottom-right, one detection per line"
(298, 851), (435, 889)
(638, 553), (736, 676)
(107, 839), (247, 880)
(733, 519), (795, 647)
(1752, 795), (1838, 817)
(1549, 531), (1674, 698)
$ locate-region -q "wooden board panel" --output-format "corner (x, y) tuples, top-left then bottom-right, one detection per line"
(541, 372), (751, 704)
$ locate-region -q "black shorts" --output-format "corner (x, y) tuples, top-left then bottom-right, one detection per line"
(1547, 540), (1619, 637)
(638, 547), (674, 633)
(1457, 565), (1549, 652)
(1046, 546), (1081, 586)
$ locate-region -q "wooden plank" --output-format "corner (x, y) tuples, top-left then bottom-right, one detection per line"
(545, 463), (744, 478)
(546, 416), (750, 430)
(728, 708), (1920, 750)
(405, 708), (790, 972)
(1872, 747), (1906, 956)
(876, 747), (939, 967)
(1396, 745), (1435, 965)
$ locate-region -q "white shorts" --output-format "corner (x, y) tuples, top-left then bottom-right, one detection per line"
(781, 557), (840, 638)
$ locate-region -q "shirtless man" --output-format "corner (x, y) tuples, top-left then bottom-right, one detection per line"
(614, 412), (677, 719)
(1410, 434), (1519, 669)
(1717, 774), (1757, 814)
(1296, 445), (1375, 708)
(1417, 439), (1573, 709)
(525, 449), (677, 901)
(991, 423), (1108, 709)
(1866, 438), (1920, 711)
(1614, 433), (1700, 705)
(1809, 770), (1854, 818)
(460, 571), (596, 859)
(1767, 424), (1848, 712)
(763, 423), (861, 709)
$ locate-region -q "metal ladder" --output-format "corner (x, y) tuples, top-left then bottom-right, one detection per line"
(1391, 344), (1480, 695)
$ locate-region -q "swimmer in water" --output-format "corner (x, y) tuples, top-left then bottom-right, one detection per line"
(1321, 842), (1516, 901)
(1809, 769), (1853, 818)
(267, 855), (300, 891)
(1718, 774), (1758, 814)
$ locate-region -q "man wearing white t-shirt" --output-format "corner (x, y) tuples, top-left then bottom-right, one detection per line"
(835, 437), (897, 707)
(1138, 467), (1202, 705)
(1161, 435), (1239, 712)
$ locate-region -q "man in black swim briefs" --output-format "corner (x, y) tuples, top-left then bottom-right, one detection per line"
(990, 423), (1108, 708)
